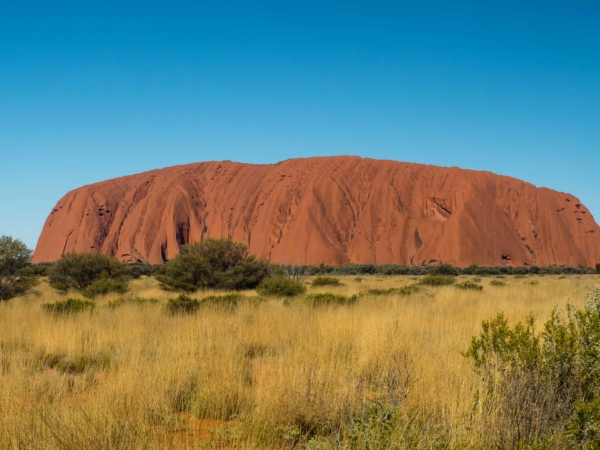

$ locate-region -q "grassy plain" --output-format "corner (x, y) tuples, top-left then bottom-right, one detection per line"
(1, 274), (599, 449)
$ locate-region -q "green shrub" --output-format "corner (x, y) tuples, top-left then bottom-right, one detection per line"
(596, 263), (600, 274)
(257, 277), (306, 297)
(122, 263), (155, 279)
(165, 294), (201, 315)
(42, 298), (95, 314)
(432, 264), (460, 276)
(490, 280), (506, 287)
(354, 277), (362, 282)
(108, 296), (159, 308)
(455, 281), (483, 291)
(526, 280), (540, 286)
(40, 351), (111, 374)
(201, 293), (243, 310)
(311, 276), (342, 287)
(367, 285), (422, 296)
(82, 278), (129, 299)
(0, 236), (38, 300)
(155, 239), (269, 292)
(464, 288), (600, 448)
(417, 275), (455, 286)
(48, 252), (126, 292)
(302, 293), (351, 307)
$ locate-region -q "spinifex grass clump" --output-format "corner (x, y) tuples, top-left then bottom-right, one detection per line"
(311, 276), (342, 287)
(42, 298), (95, 314)
(201, 293), (244, 310)
(490, 280), (507, 287)
(417, 274), (456, 286)
(108, 296), (159, 308)
(455, 281), (483, 291)
(367, 285), (422, 296)
(165, 294), (201, 315)
(301, 293), (353, 307)
(256, 277), (306, 297)
(82, 278), (129, 299)
(39, 351), (111, 374)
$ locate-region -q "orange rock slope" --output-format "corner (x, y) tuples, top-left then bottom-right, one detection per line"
(32, 156), (600, 267)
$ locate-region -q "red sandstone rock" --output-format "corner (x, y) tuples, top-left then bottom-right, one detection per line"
(32, 156), (600, 267)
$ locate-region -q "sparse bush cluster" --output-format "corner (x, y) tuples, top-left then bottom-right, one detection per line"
(257, 277), (306, 297)
(465, 287), (600, 448)
(366, 285), (422, 296)
(417, 274), (456, 286)
(311, 276), (342, 287)
(0, 236), (38, 300)
(293, 262), (597, 276)
(48, 252), (127, 291)
(155, 239), (269, 292)
(42, 298), (95, 314)
(455, 281), (483, 291)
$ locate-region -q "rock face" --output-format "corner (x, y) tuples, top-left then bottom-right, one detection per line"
(33, 156), (600, 267)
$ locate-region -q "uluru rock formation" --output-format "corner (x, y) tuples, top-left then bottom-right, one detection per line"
(33, 156), (600, 267)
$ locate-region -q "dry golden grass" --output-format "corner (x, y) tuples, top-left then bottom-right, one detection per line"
(1, 274), (599, 448)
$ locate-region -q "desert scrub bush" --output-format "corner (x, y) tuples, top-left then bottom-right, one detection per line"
(82, 278), (129, 299)
(432, 264), (460, 276)
(311, 276), (342, 287)
(0, 235), (38, 300)
(417, 275), (455, 286)
(366, 285), (422, 296)
(201, 293), (244, 311)
(455, 281), (483, 291)
(107, 295), (159, 308)
(257, 276), (306, 297)
(464, 287), (600, 448)
(47, 252), (127, 292)
(165, 294), (201, 315)
(596, 263), (600, 274)
(155, 239), (269, 292)
(39, 351), (111, 374)
(526, 280), (540, 285)
(490, 280), (506, 287)
(301, 293), (352, 307)
(42, 298), (95, 314)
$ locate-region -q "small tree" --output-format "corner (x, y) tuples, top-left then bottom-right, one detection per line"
(155, 239), (269, 292)
(0, 236), (38, 300)
(48, 252), (125, 292)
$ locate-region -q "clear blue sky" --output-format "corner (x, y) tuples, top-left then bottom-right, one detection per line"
(1, 1), (599, 249)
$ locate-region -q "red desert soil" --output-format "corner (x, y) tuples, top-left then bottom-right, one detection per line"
(33, 156), (600, 267)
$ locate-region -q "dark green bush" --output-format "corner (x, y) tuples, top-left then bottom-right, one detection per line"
(165, 294), (201, 315)
(0, 236), (38, 300)
(155, 239), (269, 292)
(48, 252), (126, 292)
(432, 264), (460, 276)
(367, 285), (422, 296)
(257, 277), (306, 297)
(122, 263), (155, 279)
(464, 288), (600, 448)
(108, 296), (159, 308)
(82, 278), (129, 299)
(455, 281), (483, 291)
(42, 298), (95, 314)
(596, 263), (600, 274)
(417, 275), (455, 286)
(302, 293), (351, 306)
(311, 276), (342, 287)
(201, 293), (243, 310)
(490, 280), (506, 287)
